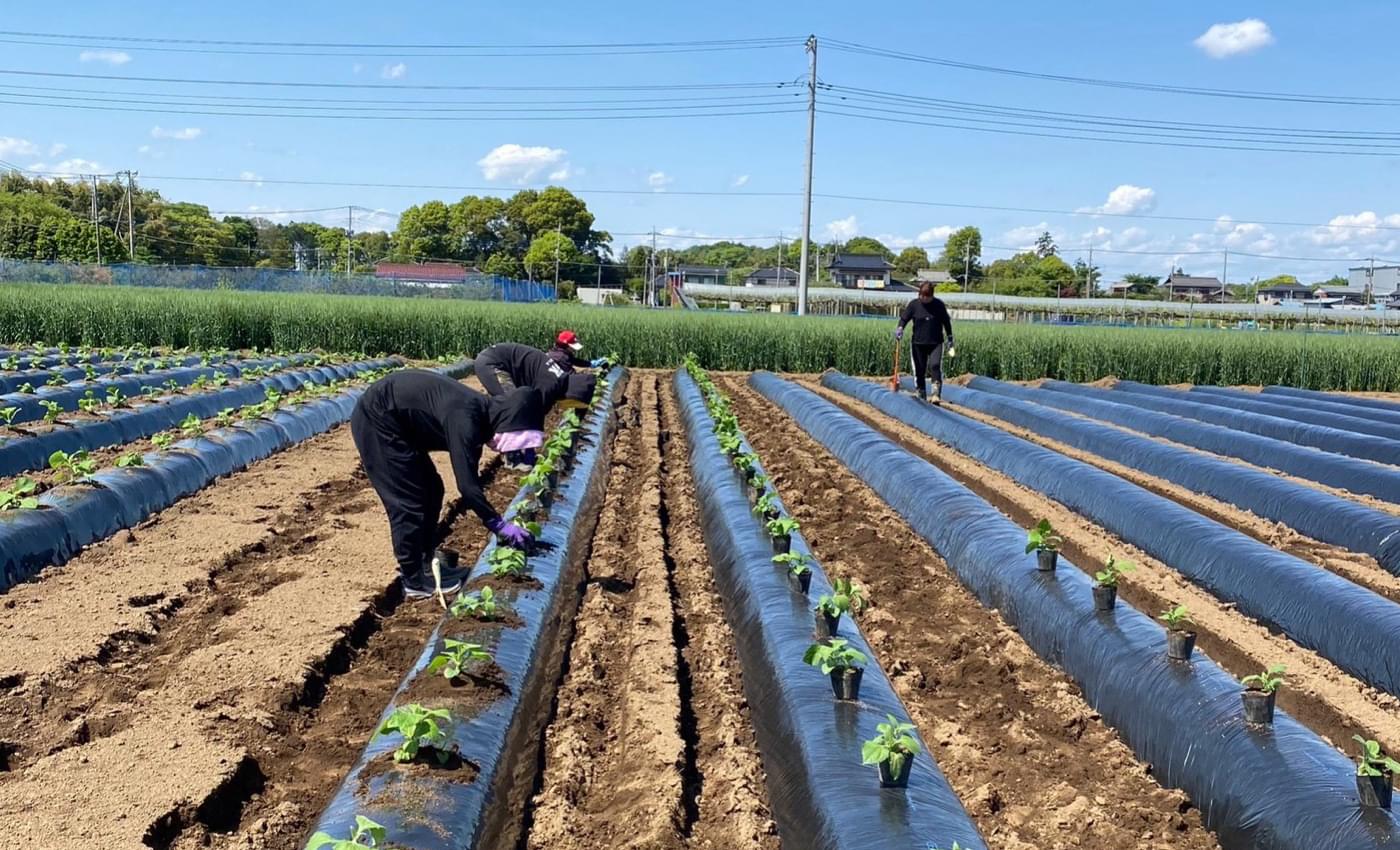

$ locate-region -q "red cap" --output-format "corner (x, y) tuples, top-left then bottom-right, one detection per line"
(556, 330), (583, 351)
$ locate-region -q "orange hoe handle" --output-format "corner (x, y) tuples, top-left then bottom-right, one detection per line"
(890, 339), (901, 391)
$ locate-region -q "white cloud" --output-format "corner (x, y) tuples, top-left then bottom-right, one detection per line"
(0, 137), (40, 158)
(151, 126), (203, 141)
(916, 225), (956, 245)
(239, 170), (264, 187)
(732, 174), (750, 188)
(876, 233), (914, 250)
(26, 157), (106, 178)
(352, 63), (365, 75)
(381, 62), (407, 79)
(47, 143), (66, 157)
(648, 170), (673, 192)
(1194, 19), (1274, 59)
(1308, 211), (1400, 247)
(823, 215), (858, 242)
(477, 143), (570, 184)
(1002, 222), (1055, 249)
(1079, 184), (1157, 215)
(79, 49), (131, 65)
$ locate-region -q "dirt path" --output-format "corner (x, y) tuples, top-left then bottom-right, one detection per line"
(718, 377), (1219, 850)
(796, 379), (1400, 757)
(524, 371), (778, 850)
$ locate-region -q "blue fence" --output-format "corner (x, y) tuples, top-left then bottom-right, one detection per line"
(0, 259), (556, 302)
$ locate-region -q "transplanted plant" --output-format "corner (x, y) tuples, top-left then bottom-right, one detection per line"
(105, 387), (130, 409)
(0, 477), (40, 511)
(17, 382), (34, 395)
(732, 451), (759, 478)
(115, 451), (145, 469)
(426, 638), (492, 680)
(765, 516), (800, 539)
(1158, 604), (1193, 632)
(151, 433), (174, 450)
(179, 413), (203, 438)
(449, 586), (498, 620)
(307, 815), (388, 850)
(752, 491), (779, 519)
(1024, 518), (1063, 553)
(717, 431), (743, 456)
(377, 703), (453, 764)
(0, 406), (18, 428)
(803, 638), (867, 675)
(1241, 664), (1286, 694)
(1354, 736), (1400, 777)
(773, 551), (813, 578)
(817, 577), (866, 620)
(861, 714), (921, 781)
(488, 545), (528, 578)
(48, 449), (98, 483)
(214, 408), (235, 428)
(1094, 556), (1135, 588)
(77, 390), (101, 414)
(46, 373), (66, 387)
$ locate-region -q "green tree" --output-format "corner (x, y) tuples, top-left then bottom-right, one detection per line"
(1034, 231), (1057, 258)
(395, 200), (454, 260)
(893, 246), (929, 280)
(936, 226), (982, 284)
(842, 236), (893, 259)
(523, 230), (581, 282)
(484, 251), (523, 278)
(1071, 259), (1102, 296)
(1122, 273), (1160, 295)
(449, 195), (506, 260)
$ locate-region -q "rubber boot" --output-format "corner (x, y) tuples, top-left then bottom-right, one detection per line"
(931, 381), (943, 405)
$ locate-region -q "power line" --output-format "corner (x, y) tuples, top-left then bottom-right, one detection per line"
(0, 30), (800, 50)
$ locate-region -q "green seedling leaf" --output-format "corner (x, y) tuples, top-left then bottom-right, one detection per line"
(115, 451), (145, 469)
(425, 638), (492, 681)
(772, 551), (812, 576)
(46, 374), (66, 387)
(1024, 518), (1063, 554)
(816, 577), (866, 618)
(1158, 603), (1193, 632)
(39, 400), (63, 423)
(18, 382), (35, 394)
(449, 586), (498, 620)
(307, 813), (388, 849)
(488, 546), (528, 578)
(0, 476), (40, 511)
(1354, 735), (1400, 777)
(803, 638), (866, 675)
(0, 406), (18, 427)
(1241, 664), (1286, 695)
(151, 433), (174, 450)
(179, 413), (203, 438)
(861, 713), (921, 777)
(105, 387), (130, 409)
(765, 516), (800, 539)
(377, 703), (453, 764)
(1094, 556), (1135, 589)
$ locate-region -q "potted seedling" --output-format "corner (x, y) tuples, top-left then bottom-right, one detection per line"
(804, 638), (868, 701)
(489, 546), (528, 579)
(449, 586), (498, 620)
(733, 451), (760, 484)
(376, 703), (453, 764)
(766, 515), (800, 554)
(0, 477), (39, 511)
(1025, 518), (1063, 572)
(815, 577), (865, 637)
(752, 490), (781, 522)
(511, 496), (545, 524)
(717, 431), (743, 457)
(861, 714), (920, 788)
(1354, 736), (1400, 809)
(1092, 556), (1135, 611)
(307, 815), (388, 849)
(1159, 604), (1196, 661)
(426, 638), (492, 682)
(774, 551), (814, 593)
(1240, 664), (1285, 725)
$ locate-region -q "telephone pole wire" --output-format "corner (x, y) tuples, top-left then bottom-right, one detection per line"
(796, 34), (817, 317)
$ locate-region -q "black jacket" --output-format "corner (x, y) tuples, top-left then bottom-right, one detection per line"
(476, 342), (580, 408)
(359, 369), (543, 523)
(546, 343), (591, 371)
(898, 297), (954, 346)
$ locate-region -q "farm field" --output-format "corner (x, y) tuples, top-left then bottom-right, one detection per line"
(0, 334), (1399, 849)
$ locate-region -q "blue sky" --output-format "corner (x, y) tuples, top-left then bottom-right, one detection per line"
(4, 1), (1400, 282)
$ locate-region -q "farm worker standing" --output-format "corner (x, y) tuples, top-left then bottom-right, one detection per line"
(473, 341), (598, 468)
(548, 329), (609, 372)
(894, 282), (955, 404)
(351, 369), (540, 601)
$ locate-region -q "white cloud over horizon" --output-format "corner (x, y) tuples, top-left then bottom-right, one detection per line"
(381, 62), (407, 79)
(477, 143), (570, 184)
(25, 157), (106, 177)
(0, 137), (40, 159)
(79, 49), (131, 65)
(239, 170), (264, 187)
(1194, 19), (1274, 59)
(1080, 184), (1157, 216)
(732, 174), (750, 188)
(151, 126), (203, 141)
(648, 170), (673, 192)
(916, 225), (956, 245)
(823, 215), (859, 242)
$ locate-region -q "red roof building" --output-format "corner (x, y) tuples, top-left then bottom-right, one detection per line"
(374, 261), (469, 286)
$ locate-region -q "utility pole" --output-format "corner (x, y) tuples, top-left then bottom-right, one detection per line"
(1221, 249), (1229, 303)
(1087, 244), (1094, 296)
(1367, 256), (1375, 306)
(777, 232), (785, 305)
(796, 34), (817, 317)
(89, 174), (102, 265)
(595, 261), (602, 305)
(125, 171), (136, 260)
(649, 227), (657, 307)
(963, 240), (971, 293)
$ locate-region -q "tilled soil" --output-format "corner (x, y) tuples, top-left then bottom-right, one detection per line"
(720, 376), (1221, 850)
(797, 379), (1400, 757)
(525, 371), (779, 850)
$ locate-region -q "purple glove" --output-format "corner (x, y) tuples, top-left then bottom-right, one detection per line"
(893, 326), (904, 341)
(487, 517), (534, 548)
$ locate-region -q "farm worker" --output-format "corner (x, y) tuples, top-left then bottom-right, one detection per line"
(351, 369), (540, 601)
(473, 341), (598, 468)
(894, 281), (955, 404)
(548, 329), (609, 372)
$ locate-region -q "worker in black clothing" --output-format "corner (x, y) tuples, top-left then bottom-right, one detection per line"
(548, 329), (606, 372)
(895, 282), (955, 404)
(473, 341), (598, 469)
(351, 369), (541, 601)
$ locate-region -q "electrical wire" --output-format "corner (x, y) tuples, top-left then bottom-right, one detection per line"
(0, 30), (799, 50)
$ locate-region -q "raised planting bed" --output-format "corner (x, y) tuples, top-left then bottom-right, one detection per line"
(1193, 385), (1400, 429)
(921, 378), (1400, 573)
(1042, 380), (1400, 467)
(966, 376), (1400, 502)
(1111, 381), (1400, 443)
(0, 356), (402, 477)
(826, 372), (1400, 699)
(752, 372), (1400, 850)
(675, 362), (986, 850)
(307, 367), (624, 850)
(0, 352), (212, 393)
(0, 361), (468, 591)
(1262, 385), (1400, 417)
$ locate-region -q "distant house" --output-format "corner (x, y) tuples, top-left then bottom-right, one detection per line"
(1316, 284), (1378, 305)
(651, 264), (728, 294)
(374, 261), (469, 288)
(1257, 282), (1314, 303)
(915, 269), (955, 286)
(1348, 264), (1400, 296)
(744, 266), (799, 287)
(828, 253), (895, 289)
(1164, 271), (1228, 302)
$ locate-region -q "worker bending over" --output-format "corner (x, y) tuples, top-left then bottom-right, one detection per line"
(547, 329), (602, 372)
(351, 369), (538, 601)
(473, 340), (599, 468)
(894, 282), (955, 404)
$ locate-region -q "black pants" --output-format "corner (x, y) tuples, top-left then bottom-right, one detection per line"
(475, 364), (515, 396)
(910, 342), (945, 398)
(351, 403), (443, 579)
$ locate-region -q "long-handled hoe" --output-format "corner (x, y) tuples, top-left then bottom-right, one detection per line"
(889, 338), (902, 392)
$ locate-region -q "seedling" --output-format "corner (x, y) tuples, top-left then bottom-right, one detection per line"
(0, 406), (18, 427)
(717, 431), (742, 456)
(752, 491), (779, 518)
(179, 413), (203, 438)
(773, 551), (813, 577)
(510, 497), (544, 522)
(0, 477), (39, 511)
(191, 375), (209, 391)
(817, 577), (866, 619)
(1355, 737), (1400, 777)
(748, 472), (769, 492)
(377, 704), (453, 764)
(1024, 518), (1063, 553)
(46, 373), (66, 387)
(862, 714), (921, 785)
(803, 638), (867, 675)
(39, 400), (63, 423)
(1158, 604), (1193, 631)
(77, 390), (101, 414)
(1094, 556), (1135, 588)
(449, 586), (498, 620)
(83, 364), (97, 381)
(425, 638), (492, 680)
(307, 815), (388, 850)
(0, 355), (17, 370)
(163, 379), (180, 392)
(733, 451), (759, 478)
(488, 546), (528, 578)
(48, 449), (98, 483)
(151, 433), (174, 450)
(765, 516), (800, 539)
(1241, 664), (1286, 694)
(105, 387), (130, 409)
(214, 409), (234, 428)
(17, 382), (34, 394)
(115, 451), (145, 469)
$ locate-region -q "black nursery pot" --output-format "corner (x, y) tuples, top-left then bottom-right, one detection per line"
(772, 534), (791, 555)
(830, 667), (863, 701)
(1241, 688), (1276, 725)
(1036, 550), (1058, 572)
(817, 609), (841, 638)
(878, 757), (913, 789)
(1358, 772), (1394, 810)
(788, 568), (812, 594)
(1092, 584), (1117, 611)
(1166, 629), (1197, 661)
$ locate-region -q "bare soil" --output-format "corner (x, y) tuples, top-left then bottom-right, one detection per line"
(720, 377), (1220, 850)
(524, 371), (779, 850)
